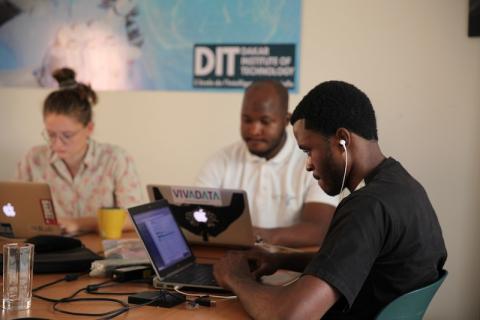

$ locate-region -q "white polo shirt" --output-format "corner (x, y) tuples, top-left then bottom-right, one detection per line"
(195, 132), (338, 228)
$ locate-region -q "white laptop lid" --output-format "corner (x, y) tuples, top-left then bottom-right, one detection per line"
(0, 181), (62, 238)
(147, 185), (255, 247)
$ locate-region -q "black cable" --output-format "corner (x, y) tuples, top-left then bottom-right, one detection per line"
(96, 292), (173, 320)
(52, 297), (128, 317)
(32, 272), (86, 292)
(32, 274), (130, 317)
(32, 272), (88, 302)
(33, 277), (112, 302)
(87, 278), (152, 296)
(194, 295), (216, 307)
(32, 273), (161, 319)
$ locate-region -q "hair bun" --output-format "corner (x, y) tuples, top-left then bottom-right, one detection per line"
(52, 67), (77, 88)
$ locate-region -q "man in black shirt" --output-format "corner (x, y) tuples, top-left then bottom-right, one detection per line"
(213, 80), (447, 319)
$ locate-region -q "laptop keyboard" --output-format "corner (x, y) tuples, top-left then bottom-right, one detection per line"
(165, 263), (218, 286)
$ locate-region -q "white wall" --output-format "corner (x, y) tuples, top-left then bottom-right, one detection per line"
(0, 1), (478, 319)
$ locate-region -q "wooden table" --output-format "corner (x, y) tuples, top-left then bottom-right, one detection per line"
(1, 232), (250, 319)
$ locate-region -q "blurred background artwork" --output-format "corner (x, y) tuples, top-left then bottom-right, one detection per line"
(0, 0), (301, 91)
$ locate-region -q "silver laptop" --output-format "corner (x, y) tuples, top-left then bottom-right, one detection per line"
(147, 185), (255, 248)
(0, 181), (62, 238)
(128, 200), (224, 291)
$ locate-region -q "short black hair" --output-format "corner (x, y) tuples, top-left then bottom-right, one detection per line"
(291, 80), (378, 140)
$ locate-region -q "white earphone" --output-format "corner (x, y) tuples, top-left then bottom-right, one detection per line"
(339, 139), (347, 200)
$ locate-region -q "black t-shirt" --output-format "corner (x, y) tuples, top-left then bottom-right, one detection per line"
(303, 157), (447, 319)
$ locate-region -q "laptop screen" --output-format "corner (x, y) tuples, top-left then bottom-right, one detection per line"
(130, 203), (193, 272)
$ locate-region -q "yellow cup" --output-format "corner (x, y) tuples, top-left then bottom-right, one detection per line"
(97, 207), (126, 239)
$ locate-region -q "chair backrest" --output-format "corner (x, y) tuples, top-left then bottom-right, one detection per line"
(375, 270), (448, 320)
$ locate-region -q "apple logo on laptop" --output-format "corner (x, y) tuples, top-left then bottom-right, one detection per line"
(171, 193), (244, 240)
(2, 203), (16, 217)
(193, 208), (208, 223)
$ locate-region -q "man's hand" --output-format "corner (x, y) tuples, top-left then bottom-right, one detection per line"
(214, 248), (339, 320)
(244, 247), (281, 279)
(213, 251), (253, 290)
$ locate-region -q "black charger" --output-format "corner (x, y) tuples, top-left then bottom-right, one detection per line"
(111, 265), (153, 282)
(128, 290), (186, 308)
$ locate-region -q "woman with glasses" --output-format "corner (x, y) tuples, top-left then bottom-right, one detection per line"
(16, 68), (144, 235)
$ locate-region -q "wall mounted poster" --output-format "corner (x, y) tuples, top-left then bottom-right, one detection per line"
(0, 0), (301, 91)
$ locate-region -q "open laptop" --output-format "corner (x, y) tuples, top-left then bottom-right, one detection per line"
(147, 185), (255, 247)
(128, 200), (224, 291)
(0, 181), (62, 238)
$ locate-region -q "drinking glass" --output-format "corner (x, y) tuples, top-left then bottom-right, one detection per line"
(2, 243), (34, 310)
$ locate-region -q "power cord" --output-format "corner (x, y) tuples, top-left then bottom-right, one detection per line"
(32, 273), (148, 319)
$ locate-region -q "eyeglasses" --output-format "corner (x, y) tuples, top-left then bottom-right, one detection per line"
(41, 128), (83, 145)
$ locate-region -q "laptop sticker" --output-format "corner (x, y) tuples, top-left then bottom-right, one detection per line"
(40, 199), (57, 225)
(170, 187), (222, 206)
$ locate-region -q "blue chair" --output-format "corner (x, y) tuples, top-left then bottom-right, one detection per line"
(375, 270), (448, 320)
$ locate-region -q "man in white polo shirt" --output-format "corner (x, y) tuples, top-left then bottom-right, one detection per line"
(195, 80), (337, 247)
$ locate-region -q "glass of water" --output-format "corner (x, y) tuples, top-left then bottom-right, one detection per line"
(2, 243), (34, 310)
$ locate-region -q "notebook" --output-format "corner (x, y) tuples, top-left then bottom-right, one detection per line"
(128, 200), (224, 291)
(0, 181), (62, 238)
(147, 184), (255, 248)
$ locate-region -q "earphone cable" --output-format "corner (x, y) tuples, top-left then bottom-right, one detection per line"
(339, 145), (348, 201)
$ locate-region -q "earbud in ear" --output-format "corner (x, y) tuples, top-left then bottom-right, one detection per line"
(338, 139), (348, 199)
